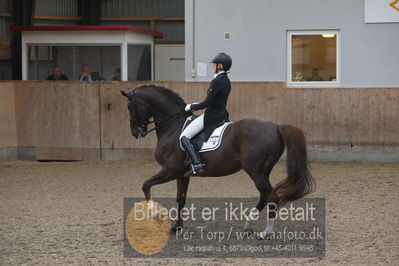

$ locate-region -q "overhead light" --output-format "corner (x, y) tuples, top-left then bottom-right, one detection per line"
(322, 34), (335, 38)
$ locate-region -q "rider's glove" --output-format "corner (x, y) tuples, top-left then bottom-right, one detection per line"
(185, 104), (191, 112)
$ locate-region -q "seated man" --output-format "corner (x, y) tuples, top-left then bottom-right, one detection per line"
(46, 66), (68, 81)
(79, 64), (105, 81)
(307, 68), (323, 81)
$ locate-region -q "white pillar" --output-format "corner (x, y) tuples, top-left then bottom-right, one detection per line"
(21, 37), (27, 80)
(151, 41), (154, 80)
(121, 39), (128, 81)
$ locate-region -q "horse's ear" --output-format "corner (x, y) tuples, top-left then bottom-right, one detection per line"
(120, 90), (129, 98)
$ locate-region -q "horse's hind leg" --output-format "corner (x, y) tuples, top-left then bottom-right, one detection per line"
(245, 173), (280, 239)
(243, 155), (280, 235)
(243, 171), (273, 232)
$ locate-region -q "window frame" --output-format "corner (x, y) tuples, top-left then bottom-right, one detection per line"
(286, 30), (340, 88)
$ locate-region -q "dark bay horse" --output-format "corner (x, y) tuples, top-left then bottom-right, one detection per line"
(121, 85), (315, 235)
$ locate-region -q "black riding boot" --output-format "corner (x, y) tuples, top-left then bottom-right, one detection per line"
(181, 136), (205, 177)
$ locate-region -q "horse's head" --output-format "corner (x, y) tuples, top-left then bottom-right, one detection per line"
(120, 89), (153, 138)
(121, 85), (188, 138)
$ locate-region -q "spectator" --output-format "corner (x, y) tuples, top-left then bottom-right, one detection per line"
(112, 68), (121, 81)
(46, 66), (68, 81)
(79, 64), (105, 81)
(307, 68), (323, 81)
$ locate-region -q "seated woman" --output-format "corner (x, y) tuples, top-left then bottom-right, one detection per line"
(112, 68), (121, 81)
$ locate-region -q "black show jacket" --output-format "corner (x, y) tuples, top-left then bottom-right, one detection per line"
(190, 72), (231, 141)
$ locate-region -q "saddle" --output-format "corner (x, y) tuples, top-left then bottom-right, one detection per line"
(180, 115), (232, 152)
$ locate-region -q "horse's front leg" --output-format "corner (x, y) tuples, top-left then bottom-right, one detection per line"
(142, 168), (176, 200)
(171, 176), (190, 233)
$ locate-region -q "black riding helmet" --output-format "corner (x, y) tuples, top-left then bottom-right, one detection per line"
(211, 52), (232, 72)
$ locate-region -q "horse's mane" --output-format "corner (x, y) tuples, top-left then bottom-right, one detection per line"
(133, 85), (186, 107)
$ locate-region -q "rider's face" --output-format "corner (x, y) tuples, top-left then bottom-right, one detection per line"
(212, 63), (217, 73)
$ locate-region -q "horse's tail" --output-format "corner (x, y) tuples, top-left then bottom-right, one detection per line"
(273, 124), (315, 205)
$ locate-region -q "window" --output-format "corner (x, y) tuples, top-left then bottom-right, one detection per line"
(287, 31), (340, 87)
(27, 45), (121, 81)
(127, 44), (151, 81)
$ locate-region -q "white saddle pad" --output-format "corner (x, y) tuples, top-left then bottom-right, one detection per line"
(180, 116), (232, 153)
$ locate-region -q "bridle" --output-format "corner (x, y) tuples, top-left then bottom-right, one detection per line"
(128, 90), (187, 137)
(128, 90), (155, 137)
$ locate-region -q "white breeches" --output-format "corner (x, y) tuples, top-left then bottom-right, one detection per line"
(180, 114), (204, 140)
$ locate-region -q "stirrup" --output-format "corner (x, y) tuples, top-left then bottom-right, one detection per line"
(184, 164), (205, 177)
(184, 159), (190, 169)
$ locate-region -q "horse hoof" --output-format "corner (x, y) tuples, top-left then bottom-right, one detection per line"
(170, 225), (182, 235)
(257, 231), (272, 241)
(244, 228), (254, 236)
(257, 233), (265, 241)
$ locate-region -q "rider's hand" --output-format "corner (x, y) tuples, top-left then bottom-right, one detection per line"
(185, 104), (191, 112)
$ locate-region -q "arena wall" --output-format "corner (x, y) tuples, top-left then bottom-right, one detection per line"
(0, 82), (18, 160)
(1, 81), (398, 161)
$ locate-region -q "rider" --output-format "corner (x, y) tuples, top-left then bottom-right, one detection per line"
(180, 52), (232, 177)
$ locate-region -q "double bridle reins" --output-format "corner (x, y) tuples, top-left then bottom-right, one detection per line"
(128, 90), (186, 137)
